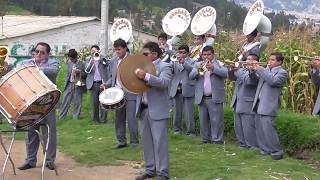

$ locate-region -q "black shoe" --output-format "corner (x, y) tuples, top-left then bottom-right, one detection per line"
(18, 163), (35, 170)
(116, 143), (128, 149)
(136, 173), (155, 180)
(46, 163), (56, 170)
(157, 175), (169, 180)
(271, 154), (283, 160)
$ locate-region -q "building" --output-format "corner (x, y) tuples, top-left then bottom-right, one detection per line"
(0, 15), (157, 59)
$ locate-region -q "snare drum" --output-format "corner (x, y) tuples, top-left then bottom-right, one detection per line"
(0, 64), (61, 129)
(99, 87), (125, 110)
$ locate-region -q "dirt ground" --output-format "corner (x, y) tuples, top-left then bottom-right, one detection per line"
(0, 137), (141, 180)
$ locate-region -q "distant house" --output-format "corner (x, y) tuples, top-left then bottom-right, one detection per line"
(0, 15), (157, 58)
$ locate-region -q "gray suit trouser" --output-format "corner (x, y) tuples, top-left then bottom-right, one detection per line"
(59, 82), (83, 120)
(90, 82), (107, 123)
(198, 97), (224, 143)
(173, 93), (195, 135)
(115, 100), (139, 145)
(255, 114), (283, 156)
(25, 112), (56, 166)
(234, 113), (257, 148)
(141, 108), (169, 178)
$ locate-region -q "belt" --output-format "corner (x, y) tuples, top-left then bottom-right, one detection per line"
(204, 95), (212, 98)
(141, 103), (148, 109)
(93, 80), (102, 83)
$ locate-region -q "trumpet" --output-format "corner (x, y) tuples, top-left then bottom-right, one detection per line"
(84, 52), (101, 73)
(293, 55), (320, 62)
(198, 59), (209, 76)
(170, 53), (179, 62)
(71, 64), (85, 87)
(235, 61), (267, 70)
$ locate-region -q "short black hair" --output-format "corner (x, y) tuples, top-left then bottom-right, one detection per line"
(143, 42), (162, 58)
(68, 49), (78, 59)
(178, 45), (189, 53)
(271, 52), (284, 64)
(248, 53), (260, 61)
(196, 35), (206, 40)
(36, 42), (51, 53)
(113, 38), (128, 49)
(91, 45), (100, 51)
(158, 32), (168, 40)
(202, 45), (214, 54)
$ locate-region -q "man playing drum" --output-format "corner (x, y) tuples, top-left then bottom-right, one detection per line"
(102, 38), (139, 148)
(18, 42), (59, 170)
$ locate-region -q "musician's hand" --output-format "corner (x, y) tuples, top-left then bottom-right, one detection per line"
(135, 68), (146, 80)
(206, 62), (214, 71)
(229, 63), (239, 71)
(252, 63), (262, 71)
(100, 84), (107, 90)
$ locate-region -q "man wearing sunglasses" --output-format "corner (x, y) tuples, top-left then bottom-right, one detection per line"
(168, 45), (196, 137)
(18, 42), (60, 171)
(135, 42), (172, 180)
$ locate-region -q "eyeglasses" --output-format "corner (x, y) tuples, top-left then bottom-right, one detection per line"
(178, 51), (188, 54)
(35, 50), (46, 55)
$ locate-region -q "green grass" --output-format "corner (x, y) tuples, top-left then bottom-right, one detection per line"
(5, 5), (34, 15)
(54, 63), (320, 179)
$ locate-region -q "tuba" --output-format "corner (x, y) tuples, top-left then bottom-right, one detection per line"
(190, 6), (217, 60)
(242, 0), (272, 52)
(0, 46), (9, 77)
(109, 18), (134, 53)
(161, 8), (191, 62)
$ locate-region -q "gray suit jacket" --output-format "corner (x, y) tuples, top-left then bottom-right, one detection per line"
(252, 66), (288, 116)
(169, 58), (195, 98)
(136, 60), (172, 120)
(229, 69), (258, 114)
(63, 60), (86, 91)
(85, 56), (109, 90)
(311, 69), (320, 115)
(189, 59), (228, 104)
(105, 55), (136, 101)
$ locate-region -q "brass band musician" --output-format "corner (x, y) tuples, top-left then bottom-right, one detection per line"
(310, 57), (320, 115)
(59, 49), (86, 120)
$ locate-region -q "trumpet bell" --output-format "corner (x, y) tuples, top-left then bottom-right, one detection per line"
(75, 80), (85, 87)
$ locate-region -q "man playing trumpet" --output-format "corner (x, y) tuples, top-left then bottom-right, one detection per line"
(310, 56), (320, 115)
(169, 45), (196, 137)
(189, 46), (228, 144)
(250, 52), (288, 160)
(228, 54), (259, 150)
(59, 49), (86, 121)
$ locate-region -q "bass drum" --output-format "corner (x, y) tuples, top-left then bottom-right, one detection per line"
(0, 64), (61, 129)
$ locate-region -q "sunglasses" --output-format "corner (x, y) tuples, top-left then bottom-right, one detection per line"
(35, 50), (46, 55)
(143, 52), (152, 56)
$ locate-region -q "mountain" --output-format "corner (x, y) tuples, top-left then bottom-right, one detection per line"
(233, 0), (320, 18)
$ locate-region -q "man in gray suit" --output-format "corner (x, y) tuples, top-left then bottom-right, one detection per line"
(18, 42), (59, 170)
(310, 57), (320, 115)
(251, 52), (288, 160)
(85, 45), (109, 124)
(189, 46), (228, 144)
(59, 49), (86, 120)
(102, 38), (139, 148)
(228, 54), (259, 149)
(135, 42), (172, 180)
(169, 45), (196, 136)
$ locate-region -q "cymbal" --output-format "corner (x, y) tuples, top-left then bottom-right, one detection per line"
(118, 55), (156, 94)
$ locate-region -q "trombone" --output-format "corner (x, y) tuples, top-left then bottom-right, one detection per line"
(293, 55), (320, 62)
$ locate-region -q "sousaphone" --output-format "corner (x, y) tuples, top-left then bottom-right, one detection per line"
(243, 0), (272, 51)
(191, 6), (217, 37)
(118, 55), (156, 94)
(162, 8), (191, 36)
(109, 18), (133, 43)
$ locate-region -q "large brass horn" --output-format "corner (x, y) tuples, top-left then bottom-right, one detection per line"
(0, 46), (9, 77)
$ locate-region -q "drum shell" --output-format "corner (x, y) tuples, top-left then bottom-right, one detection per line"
(100, 98), (126, 110)
(0, 65), (61, 129)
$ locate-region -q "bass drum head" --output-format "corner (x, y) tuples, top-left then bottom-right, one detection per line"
(191, 6), (216, 35)
(15, 90), (61, 129)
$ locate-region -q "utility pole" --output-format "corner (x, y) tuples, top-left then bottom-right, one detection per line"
(101, 0), (109, 54)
